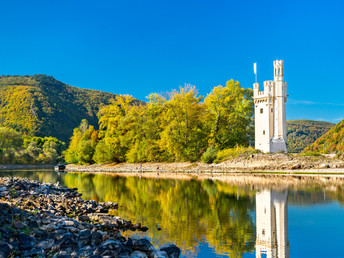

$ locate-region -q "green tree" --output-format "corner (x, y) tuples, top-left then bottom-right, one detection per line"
(0, 127), (23, 150)
(65, 127), (83, 163)
(93, 139), (115, 164)
(204, 80), (253, 149)
(97, 95), (136, 162)
(159, 85), (208, 161)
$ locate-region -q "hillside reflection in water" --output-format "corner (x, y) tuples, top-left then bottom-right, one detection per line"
(2, 170), (344, 257)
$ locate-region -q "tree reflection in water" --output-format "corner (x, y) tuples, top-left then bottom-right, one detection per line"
(61, 173), (256, 257)
(4, 171), (344, 257)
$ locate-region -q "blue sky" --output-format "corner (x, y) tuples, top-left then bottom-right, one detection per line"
(0, 0), (343, 122)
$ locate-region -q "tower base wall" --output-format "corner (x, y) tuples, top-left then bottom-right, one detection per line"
(270, 138), (287, 153)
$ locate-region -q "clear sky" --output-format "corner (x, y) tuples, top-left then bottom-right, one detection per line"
(0, 0), (343, 122)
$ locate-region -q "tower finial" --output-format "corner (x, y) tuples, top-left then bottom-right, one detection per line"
(254, 62), (257, 83)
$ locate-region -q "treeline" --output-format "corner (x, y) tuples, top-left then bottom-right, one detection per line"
(0, 127), (65, 164)
(304, 118), (344, 157)
(0, 74), (141, 142)
(286, 120), (334, 153)
(65, 80), (254, 164)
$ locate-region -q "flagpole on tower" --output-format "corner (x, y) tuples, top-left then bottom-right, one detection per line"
(254, 62), (257, 83)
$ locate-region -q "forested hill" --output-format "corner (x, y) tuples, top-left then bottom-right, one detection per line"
(0, 75), (143, 142)
(287, 120), (335, 153)
(304, 119), (344, 156)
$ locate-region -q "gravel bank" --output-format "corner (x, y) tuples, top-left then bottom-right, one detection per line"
(0, 177), (180, 257)
(66, 153), (344, 174)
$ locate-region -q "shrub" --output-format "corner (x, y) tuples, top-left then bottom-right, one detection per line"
(215, 146), (259, 162)
(300, 151), (321, 157)
(201, 146), (217, 164)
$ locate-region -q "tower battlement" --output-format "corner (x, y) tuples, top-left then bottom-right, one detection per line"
(253, 60), (287, 153)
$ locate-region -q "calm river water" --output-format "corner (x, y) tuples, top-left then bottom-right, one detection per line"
(1, 170), (344, 258)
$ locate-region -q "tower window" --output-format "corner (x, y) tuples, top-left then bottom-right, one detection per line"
(260, 108), (263, 114)
(262, 229), (265, 236)
(271, 108), (273, 112)
(263, 130), (265, 135)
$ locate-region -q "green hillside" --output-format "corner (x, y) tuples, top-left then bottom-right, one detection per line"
(304, 119), (344, 156)
(0, 75), (142, 142)
(287, 120), (335, 153)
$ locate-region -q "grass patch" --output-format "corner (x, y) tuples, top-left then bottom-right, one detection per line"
(215, 146), (260, 163)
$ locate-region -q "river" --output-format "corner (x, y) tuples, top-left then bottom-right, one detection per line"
(1, 170), (344, 257)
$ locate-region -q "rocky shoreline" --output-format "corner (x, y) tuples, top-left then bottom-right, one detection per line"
(66, 153), (344, 174)
(0, 177), (180, 258)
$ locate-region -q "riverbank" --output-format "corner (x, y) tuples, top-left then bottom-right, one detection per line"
(0, 177), (180, 257)
(66, 153), (344, 174)
(64, 153), (344, 190)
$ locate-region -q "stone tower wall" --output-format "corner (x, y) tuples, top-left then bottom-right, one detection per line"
(253, 60), (287, 153)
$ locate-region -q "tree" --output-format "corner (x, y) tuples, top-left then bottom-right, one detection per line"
(159, 85), (208, 161)
(64, 127), (83, 163)
(97, 95), (136, 162)
(204, 80), (253, 149)
(93, 139), (115, 164)
(122, 93), (169, 163)
(0, 127), (23, 150)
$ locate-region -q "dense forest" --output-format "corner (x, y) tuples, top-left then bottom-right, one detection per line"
(0, 75), (142, 142)
(286, 120), (334, 153)
(65, 81), (255, 164)
(304, 119), (344, 157)
(0, 127), (65, 164)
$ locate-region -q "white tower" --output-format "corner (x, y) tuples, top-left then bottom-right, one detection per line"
(255, 190), (290, 258)
(253, 60), (287, 153)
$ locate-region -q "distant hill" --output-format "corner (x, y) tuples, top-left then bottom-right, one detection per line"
(304, 119), (344, 155)
(287, 120), (335, 153)
(0, 75), (143, 142)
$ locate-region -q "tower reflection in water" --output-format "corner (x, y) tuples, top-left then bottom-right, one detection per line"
(256, 190), (290, 258)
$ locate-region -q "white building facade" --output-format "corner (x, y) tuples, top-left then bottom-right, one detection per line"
(253, 60), (287, 153)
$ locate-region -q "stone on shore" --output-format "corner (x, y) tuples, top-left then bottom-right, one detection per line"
(0, 177), (180, 257)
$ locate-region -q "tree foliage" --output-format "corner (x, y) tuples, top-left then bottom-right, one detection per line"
(61, 173), (256, 257)
(303, 119), (344, 157)
(204, 80), (253, 149)
(0, 75), (143, 142)
(287, 120), (334, 153)
(65, 80), (254, 164)
(0, 127), (65, 164)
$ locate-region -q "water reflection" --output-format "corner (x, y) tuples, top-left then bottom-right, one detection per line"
(3, 170), (344, 257)
(256, 190), (289, 258)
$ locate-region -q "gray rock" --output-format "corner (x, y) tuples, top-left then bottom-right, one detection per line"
(95, 240), (128, 256)
(0, 243), (11, 258)
(53, 233), (78, 251)
(130, 250), (148, 258)
(64, 220), (76, 226)
(91, 231), (103, 247)
(78, 229), (91, 247)
(18, 233), (35, 250)
(77, 215), (90, 222)
(13, 221), (25, 230)
(149, 250), (168, 258)
(160, 245), (180, 258)
(320, 163), (330, 168)
(78, 245), (94, 256)
(132, 239), (155, 253)
(65, 226), (79, 233)
(38, 240), (54, 250)
(23, 247), (43, 257)
(41, 223), (57, 232)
